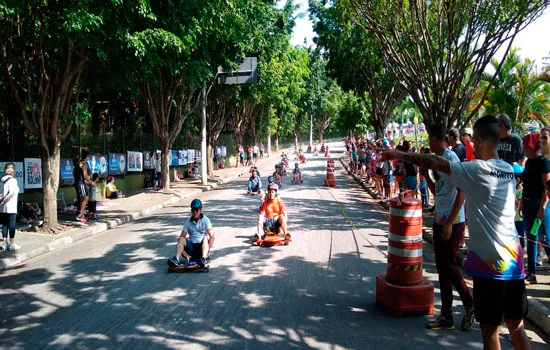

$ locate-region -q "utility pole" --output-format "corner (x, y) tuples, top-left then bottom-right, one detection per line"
(309, 112), (313, 147)
(201, 87), (208, 185)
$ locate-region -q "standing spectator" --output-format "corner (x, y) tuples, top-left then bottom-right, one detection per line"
(0, 163), (20, 251)
(155, 152), (162, 189)
(383, 115), (528, 349)
(419, 148), (431, 207)
(73, 152), (90, 223)
(448, 128), (466, 162)
(88, 173), (99, 221)
(247, 145), (253, 166)
(149, 151), (157, 188)
(460, 128), (475, 161)
(253, 144), (259, 163)
(497, 114), (525, 165)
(402, 142), (418, 197)
(260, 143), (264, 158)
(418, 124), (472, 331)
(521, 132), (550, 284)
(239, 145), (245, 167)
(513, 164), (525, 249)
(213, 147), (221, 170)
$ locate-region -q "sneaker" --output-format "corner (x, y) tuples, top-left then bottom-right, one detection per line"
(284, 233), (292, 241)
(427, 315), (455, 330)
(461, 308), (475, 331)
(536, 258), (543, 267)
(0, 241), (7, 251)
(76, 216), (88, 223)
(524, 273), (537, 285)
(90, 217), (100, 221)
(7, 242), (21, 251)
(198, 257), (207, 269)
(167, 256), (181, 267)
(252, 233), (260, 242)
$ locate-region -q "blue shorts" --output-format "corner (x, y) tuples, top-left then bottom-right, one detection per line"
(185, 239), (203, 258)
(405, 176), (418, 190)
(264, 217), (281, 230)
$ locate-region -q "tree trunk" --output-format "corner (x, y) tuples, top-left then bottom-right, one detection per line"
(374, 124), (385, 140)
(41, 147), (60, 232)
(294, 132), (299, 150)
(319, 132), (324, 144)
(275, 133), (279, 152)
(160, 138), (170, 191)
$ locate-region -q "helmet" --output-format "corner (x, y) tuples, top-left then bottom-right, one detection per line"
(267, 175), (274, 183)
(512, 163), (524, 175)
(190, 199), (202, 209)
(267, 183), (279, 192)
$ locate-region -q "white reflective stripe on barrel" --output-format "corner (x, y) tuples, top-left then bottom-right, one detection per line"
(388, 233), (423, 242)
(388, 246), (423, 258)
(389, 207), (422, 218)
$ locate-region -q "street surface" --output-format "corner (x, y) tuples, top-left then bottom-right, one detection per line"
(1, 144), (548, 349)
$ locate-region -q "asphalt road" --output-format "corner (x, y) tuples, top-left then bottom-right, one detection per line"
(0, 144), (548, 349)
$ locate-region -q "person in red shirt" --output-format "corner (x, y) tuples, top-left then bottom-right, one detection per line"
(460, 127), (475, 161)
(254, 183), (289, 242)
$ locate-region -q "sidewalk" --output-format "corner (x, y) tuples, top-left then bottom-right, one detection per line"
(339, 157), (550, 336)
(0, 151), (285, 271)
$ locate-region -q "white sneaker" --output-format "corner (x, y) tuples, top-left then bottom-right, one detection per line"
(8, 242), (21, 250)
(0, 242), (7, 251)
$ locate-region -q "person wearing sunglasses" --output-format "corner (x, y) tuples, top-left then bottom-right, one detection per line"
(167, 199), (214, 268)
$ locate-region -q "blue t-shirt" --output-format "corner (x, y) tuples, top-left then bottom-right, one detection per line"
(184, 214), (213, 244)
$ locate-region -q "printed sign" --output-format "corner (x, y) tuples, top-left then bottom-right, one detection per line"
(187, 149), (195, 164)
(0, 162), (24, 193)
(127, 151), (143, 172)
(143, 151), (157, 170)
(178, 150), (188, 166)
(24, 158), (42, 189)
(60, 159), (75, 185)
(221, 146), (227, 157)
(108, 153), (126, 176)
(88, 154), (108, 178)
(197, 151), (202, 164)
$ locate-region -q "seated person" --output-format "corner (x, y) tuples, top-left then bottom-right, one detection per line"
(292, 163), (302, 182)
(168, 199), (214, 268)
(106, 176), (124, 199)
(300, 154), (306, 164)
(281, 153), (288, 166)
(249, 165), (260, 178)
(273, 169), (283, 187)
(247, 170), (262, 194)
(254, 184), (289, 241)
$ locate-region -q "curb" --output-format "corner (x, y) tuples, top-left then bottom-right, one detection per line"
(340, 157), (550, 336)
(0, 172), (242, 271)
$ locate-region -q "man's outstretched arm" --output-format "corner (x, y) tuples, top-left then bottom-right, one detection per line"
(383, 150), (451, 175)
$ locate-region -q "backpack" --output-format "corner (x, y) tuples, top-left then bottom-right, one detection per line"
(0, 176), (13, 203)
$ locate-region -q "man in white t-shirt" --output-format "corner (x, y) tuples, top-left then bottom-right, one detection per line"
(420, 124), (473, 332)
(383, 115), (528, 349)
(0, 163), (21, 251)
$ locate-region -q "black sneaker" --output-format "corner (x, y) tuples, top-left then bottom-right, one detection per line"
(427, 315), (455, 330)
(524, 273), (537, 285)
(167, 256), (181, 267)
(198, 257), (207, 269)
(461, 308), (475, 331)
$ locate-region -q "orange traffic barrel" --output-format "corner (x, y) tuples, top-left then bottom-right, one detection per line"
(386, 197), (423, 285)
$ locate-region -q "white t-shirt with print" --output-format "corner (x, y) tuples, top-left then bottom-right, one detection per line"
(0, 175), (19, 214)
(450, 159), (524, 280)
(434, 149), (465, 224)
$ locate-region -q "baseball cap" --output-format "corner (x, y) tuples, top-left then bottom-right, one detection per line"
(461, 127), (473, 136)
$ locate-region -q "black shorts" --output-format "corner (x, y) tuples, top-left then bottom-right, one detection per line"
(473, 277), (528, 325)
(184, 242), (203, 259)
(75, 183), (88, 200)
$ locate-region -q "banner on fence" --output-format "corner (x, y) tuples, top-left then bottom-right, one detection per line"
(221, 146), (227, 157)
(187, 149), (195, 164)
(143, 151), (157, 170)
(127, 151), (143, 172)
(170, 150), (179, 167)
(24, 158), (42, 189)
(0, 162), (24, 193)
(108, 153), (126, 175)
(88, 154), (108, 178)
(60, 159), (74, 186)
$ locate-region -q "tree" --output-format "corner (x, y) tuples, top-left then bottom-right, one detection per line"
(127, 1), (259, 190)
(310, 0), (406, 138)
(316, 83), (343, 143)
(348, 0), (549, 130)
(0, 1), (141, 232)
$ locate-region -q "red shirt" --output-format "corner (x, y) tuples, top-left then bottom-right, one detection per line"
(465, 141), (475, 161)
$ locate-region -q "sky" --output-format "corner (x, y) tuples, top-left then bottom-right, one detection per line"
(281, 0), (550, 67)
